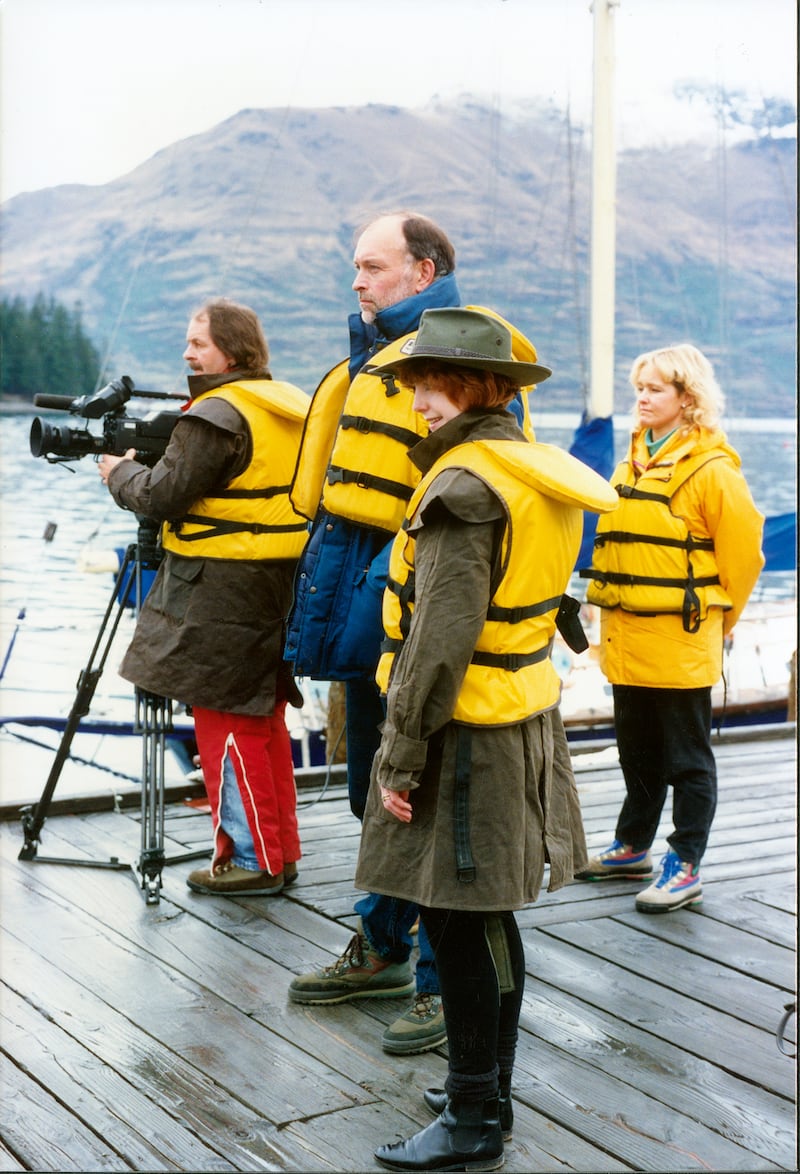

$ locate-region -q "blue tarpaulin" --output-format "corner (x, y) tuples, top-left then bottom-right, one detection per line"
(569, 411), (616, 571)
(762, 512), (797, 572)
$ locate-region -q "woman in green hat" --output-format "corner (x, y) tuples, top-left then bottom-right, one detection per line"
(354, 307), (617, 1172)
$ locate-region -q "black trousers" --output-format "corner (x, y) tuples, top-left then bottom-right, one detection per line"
(344, 676), (385, 821)
(419, 906), (526, 1102)
(613, 684), (717, 866)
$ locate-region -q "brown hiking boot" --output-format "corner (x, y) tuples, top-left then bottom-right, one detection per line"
(187, 860), (284, 896)
(288, 932), (414, 1004)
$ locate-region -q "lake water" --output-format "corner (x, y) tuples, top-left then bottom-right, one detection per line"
(0, 406), (795, 804)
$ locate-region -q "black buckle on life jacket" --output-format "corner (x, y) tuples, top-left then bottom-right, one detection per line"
(380, 373), (401, 397)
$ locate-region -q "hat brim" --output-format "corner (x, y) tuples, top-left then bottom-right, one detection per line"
(373, 351), (551, 388)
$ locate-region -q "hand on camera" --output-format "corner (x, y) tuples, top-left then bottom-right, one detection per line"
(97, 449), (136, 484)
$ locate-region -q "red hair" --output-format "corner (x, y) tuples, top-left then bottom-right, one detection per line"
(396, 359), (518, 410)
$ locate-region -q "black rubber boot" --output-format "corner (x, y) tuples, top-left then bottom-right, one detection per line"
(424, 1082), (513, 1142)
(375, 1097), (504, 1171)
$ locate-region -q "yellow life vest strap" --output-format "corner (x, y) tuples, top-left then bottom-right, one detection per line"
(382, 573), (559, 669)
(326, 465), (415, 503)
(380, 634), (553, 672)
(202, 482), (292, 501)
(582, 473), (722, 633)
(486, 593), (562, 623)
(171, 512), (307, 542)
(338, 413), (421, 448)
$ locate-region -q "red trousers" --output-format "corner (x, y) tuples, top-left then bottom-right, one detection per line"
(192, 703), (300, 875)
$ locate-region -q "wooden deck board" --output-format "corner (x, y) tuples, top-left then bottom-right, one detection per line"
(0, 727), (796, 1172)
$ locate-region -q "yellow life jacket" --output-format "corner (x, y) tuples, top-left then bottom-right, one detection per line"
(377, 439), (617, 726)
(581, 447), (732, 632)
(162, 380), (310, 561)
(322, 334), (431, 533)
(289, 305), (539, 534)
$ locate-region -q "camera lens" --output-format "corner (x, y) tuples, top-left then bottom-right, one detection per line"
(29, 417), (57, 457)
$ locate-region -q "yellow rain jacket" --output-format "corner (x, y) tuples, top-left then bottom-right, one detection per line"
(582, 426), (764, 688)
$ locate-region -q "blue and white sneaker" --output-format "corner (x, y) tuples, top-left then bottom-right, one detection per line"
(576, 839), (653, 881)
(635, 851), (703, 913)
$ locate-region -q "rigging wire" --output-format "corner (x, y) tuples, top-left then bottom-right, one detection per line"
(92, 211), (159, 391)
(208, 105), (297, 300)
(484, 91), (502, 304)
(296, 716), (346, 810)
(0, 724), (141, 785)
(564, 98), (589, 402)
(0, 521), (57, 682)
(714, 85), (731, 391)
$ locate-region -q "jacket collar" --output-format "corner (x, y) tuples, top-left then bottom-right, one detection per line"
(347, 272), (461, 380)
(186, 369), (270, 400)
(630, 424), (739, 475)
(410, 408), (524, 476)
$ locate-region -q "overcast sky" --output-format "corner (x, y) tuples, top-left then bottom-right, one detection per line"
(0, 0), (796, 203)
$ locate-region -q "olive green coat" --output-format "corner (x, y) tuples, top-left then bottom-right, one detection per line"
(354, 410), (589, 912)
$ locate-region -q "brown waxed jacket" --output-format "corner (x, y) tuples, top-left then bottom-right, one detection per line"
(107, 375), (301, 716)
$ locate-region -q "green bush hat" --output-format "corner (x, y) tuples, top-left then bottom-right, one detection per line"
(373, 307), (552, 387)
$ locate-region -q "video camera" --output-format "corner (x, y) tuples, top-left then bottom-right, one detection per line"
(29, 376), (187, 467)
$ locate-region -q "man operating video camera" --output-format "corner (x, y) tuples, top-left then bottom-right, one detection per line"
(98, 298), (310, 897)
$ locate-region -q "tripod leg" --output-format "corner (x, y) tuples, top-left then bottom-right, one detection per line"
(19, 543), (138, 860)
(135, 688), (171, 905)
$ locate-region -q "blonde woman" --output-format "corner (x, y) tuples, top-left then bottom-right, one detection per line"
(578, 344), (764, 911)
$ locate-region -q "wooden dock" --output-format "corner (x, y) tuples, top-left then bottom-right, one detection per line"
(0, 725), (796, 1172)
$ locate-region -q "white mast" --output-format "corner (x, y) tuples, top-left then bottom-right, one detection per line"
(588, 0), (619, 419)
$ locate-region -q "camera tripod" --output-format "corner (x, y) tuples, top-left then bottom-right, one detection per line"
(18, 518), (209, 905)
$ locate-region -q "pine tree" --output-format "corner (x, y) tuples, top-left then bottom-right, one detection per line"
(0, 295), (101, 401)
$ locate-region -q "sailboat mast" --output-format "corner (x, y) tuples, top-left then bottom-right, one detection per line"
(588, 0), (618, 420)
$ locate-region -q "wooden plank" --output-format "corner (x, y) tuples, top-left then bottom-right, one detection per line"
(0, 985), (224, 1171)
(0, 1140), (26, 1174)
(0, 730), (794, 1174)
(547, 917), (794, 1025)
(519, 857), (795, 930)
(1, 828), (444, 1100)
(521, 929), (794, 1099)
(0, 925), (360, 1172)
(617, 880), (797, 956)
(512, 970), (794, 1169)
(0, 1052), (130, 1172)
(2, 886), (371, 1113)
(282, 1098), (631, 1174)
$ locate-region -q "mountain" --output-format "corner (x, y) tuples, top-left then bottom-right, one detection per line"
(1, 100), (796, 415)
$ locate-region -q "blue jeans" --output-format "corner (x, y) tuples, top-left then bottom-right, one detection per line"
(220, 754), (259, 871)
(346, 677), (439, 996)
